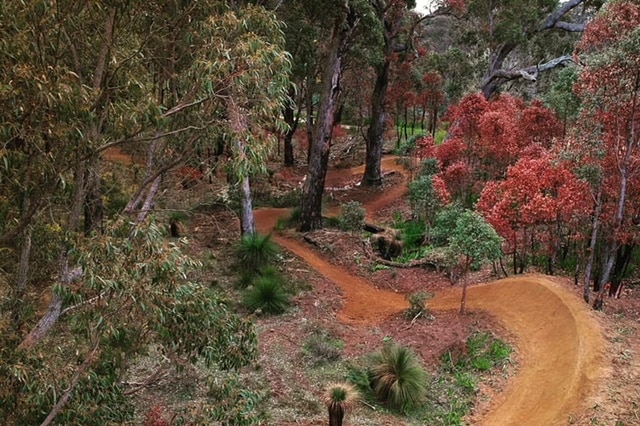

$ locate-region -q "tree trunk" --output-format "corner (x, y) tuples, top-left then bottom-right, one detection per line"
(305, 72), (315, 165)
(583, 185), (602, 303)
(362, 54), (390, 186)
(610, 244), (634, 296)
(283, 86), (299, 166)
(18, 262), (83, 350)
(299, 6), (357, 232)
(328, 404), (345, 426)
(459, 257), (471, 315)
(239, 172), (256, 236)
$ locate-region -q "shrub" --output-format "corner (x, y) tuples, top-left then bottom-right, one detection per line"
(339, 201), (366, 232)
(395, 133), (425, 156)
(404, 291), (434, 320)
(242, 274), (290, 315)
(303, 329), (343, 365)
(234, 233), (279, 275)
(369, 342), (427, 413)
(398, 219), (426, 250)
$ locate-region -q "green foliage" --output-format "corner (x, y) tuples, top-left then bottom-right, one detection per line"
(443, 332), (512, 373)
(416, 332), (512, 425)
(543, 67), (581, 125)
(242, 274), (290, 315)
(1, 219), (258, 424)
(345, 364), (376, 403)
(397, 219), (426, 251)
(369, 342), (427, 413)
(203, 373), (268, 425)
(234, 233), (279, 276)
(339, 201), (366, 232)
(429, 204), (464, 246)
(323, 382), (360, 419)
(448, 210), (503, 268)
(395, 133), (425, 156)
(408, 175), (441, 223)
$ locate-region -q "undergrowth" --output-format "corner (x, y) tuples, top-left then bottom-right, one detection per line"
(346, 332), (512, 425)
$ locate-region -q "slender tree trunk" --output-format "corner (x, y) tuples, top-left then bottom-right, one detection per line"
(227, 100), (257, 235)
(610, 244), (634, 296)
(299, 7), (357, 232)
(305, 74), (315, 165)
(18, 9), (115, 349)
(599, 159), (630, 289)
(283, 86), (299, 166)
(19, 163), (85, 350)
(238, 168), (256, 235)
(583, 185), (602, 303)
(12, 227), (33, 324)
(459, 257), (471, 315)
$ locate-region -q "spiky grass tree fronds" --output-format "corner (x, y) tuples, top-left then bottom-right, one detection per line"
(234, 232), (279, 275)
(242, 275), (290, 315)
(370, 343), (427, 413)
(323, 383), (360, 426)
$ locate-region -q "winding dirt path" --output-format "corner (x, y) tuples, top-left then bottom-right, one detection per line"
(254, 159), (607, 425)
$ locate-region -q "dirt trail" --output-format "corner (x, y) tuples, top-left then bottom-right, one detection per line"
(257, 159), (607, 425)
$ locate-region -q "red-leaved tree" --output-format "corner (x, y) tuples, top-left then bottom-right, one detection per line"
(437, 93), (563, 206)
(478, 150), (590, 275)
(571, 0), (640, 301)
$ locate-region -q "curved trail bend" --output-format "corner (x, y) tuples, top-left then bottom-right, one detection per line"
(255, 158), (607, 425)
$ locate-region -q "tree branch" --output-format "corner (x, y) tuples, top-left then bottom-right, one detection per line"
(484, 55), (575, 90)
(39, 342), (100, 426)
(539, 0), (587, 32)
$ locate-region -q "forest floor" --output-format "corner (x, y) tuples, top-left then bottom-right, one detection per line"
(114, 141), (640, 425)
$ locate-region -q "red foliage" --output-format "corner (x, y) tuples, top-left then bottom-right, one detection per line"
(477, 151), (590, 257)
(432, 174), (452, 205)
(433, 0), (466, 14)
(435, 137), (465, 168)
(517, 100), (563, 148)
(577, 1), (640, 52)
(436, 93), (564, 203)
(415, 135), (436, 160)
(572, 0), (640, 248)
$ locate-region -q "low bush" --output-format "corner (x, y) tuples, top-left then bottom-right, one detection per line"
(339, 201), (366, 232)
(242, 274), (290, 315)
(404, 291), (434, 320)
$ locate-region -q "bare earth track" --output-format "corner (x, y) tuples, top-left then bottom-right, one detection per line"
(254, 158), (608, 425)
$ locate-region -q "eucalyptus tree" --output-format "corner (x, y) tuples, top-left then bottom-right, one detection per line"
(571, 0), (640, 301)
(0, 1), (289, 423)
(298, 0), (379, 231)
(461, 0), (603, 99)
(273, 0), (323, 166)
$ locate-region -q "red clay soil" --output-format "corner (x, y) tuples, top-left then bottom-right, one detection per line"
(254, 158), (608, 426)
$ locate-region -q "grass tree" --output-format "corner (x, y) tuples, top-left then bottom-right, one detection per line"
(234, 233), (279, 277)
(324, 382), (360, 426)
(242, 273), (290, 315)
(370, 342), (427, 413)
